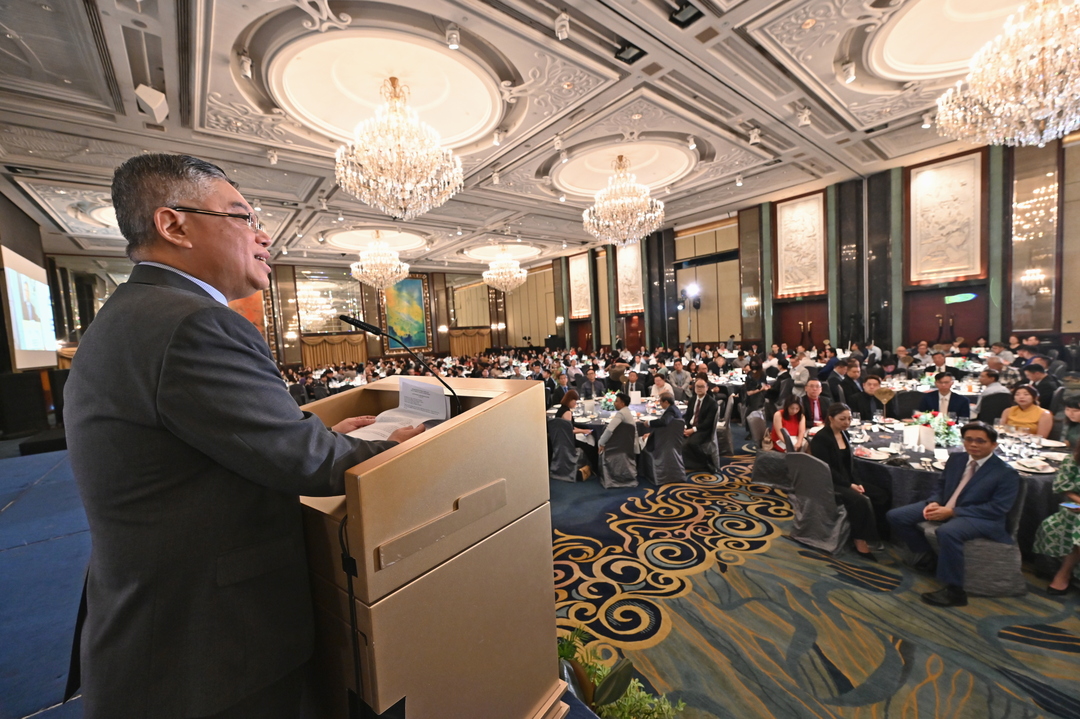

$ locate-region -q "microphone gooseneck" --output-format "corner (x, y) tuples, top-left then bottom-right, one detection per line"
(338, 314), (463, 417)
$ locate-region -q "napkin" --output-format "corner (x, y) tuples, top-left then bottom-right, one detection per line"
(1043, 452), (1069, 462)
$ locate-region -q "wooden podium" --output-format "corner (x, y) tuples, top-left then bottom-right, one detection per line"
(299, 377), (567, 719)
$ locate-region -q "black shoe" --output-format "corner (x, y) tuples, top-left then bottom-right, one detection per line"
(856, 550), (878, 563)
(1046, 584), (1071, 596)
(921, 585), (968, 607)
(911, 554), (938, 575)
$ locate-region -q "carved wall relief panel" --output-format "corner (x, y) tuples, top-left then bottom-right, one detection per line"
(775, 193), (826, 297)
(909, 153), (982, 283)
(616, 243), (644, 314)
(569, 252), (591, 319)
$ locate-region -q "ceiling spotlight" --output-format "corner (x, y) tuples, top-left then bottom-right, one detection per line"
(748, 128), (761, 145)
(669, 2), (704, 28)
(266, 149), (278, 165)
(614, 42), (646, 65)
(553, 136), (563, 151)
(516, 234), (521, 242)
(560, 150), (569, 164)
(555, 12), (570, 41)
(797, 107), (811, 127)
(921, 112), (934, 129)
(558, 193), (566, 202)
(687, 135), (697, 150)
(281, 247), (288, 255)
(317, 235), (326, 243)
(735, 174), (743, 187)
(295, 230), (303, 238)
(842, 61), (856, 84)
(562, 241), (567, 249)
(318, 198), (328, 211)
(665, 186), (671, 194)
(445, 23), (460, 50)
(493, 129), (503, 146)
(238, 51), (252, 80)
(337, 213), (344, 221)
(252, 199), (262, 212)
(456, 226), (463, 235)
(492, 171), (500, 185)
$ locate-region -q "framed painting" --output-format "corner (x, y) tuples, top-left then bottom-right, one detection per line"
(616, 243), (644, 314)
(568, 253), (591, 319)
(906, 151), (986, 285)
(774, 192), (826, 298)
(378, 274), (433, 354)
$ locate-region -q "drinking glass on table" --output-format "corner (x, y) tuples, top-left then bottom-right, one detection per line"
(851, 412), (861, 425)
(873, 410), (885, 424)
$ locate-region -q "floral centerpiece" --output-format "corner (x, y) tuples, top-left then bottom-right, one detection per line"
(598, 391), (619, 412)
(910, 411), (961, 448)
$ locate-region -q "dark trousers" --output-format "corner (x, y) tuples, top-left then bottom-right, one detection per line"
(887, 503), (1005, 586)
(195, 664), (306, 719)
(835, 483), (890, 542)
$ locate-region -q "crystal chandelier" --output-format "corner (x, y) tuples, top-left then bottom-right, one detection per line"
(582, 155), (664, 246)
(936, 0), (1080, 147)
(335, 77), (464, 220)
(482, 247), (528, 294)
(350, 233), (409, 292)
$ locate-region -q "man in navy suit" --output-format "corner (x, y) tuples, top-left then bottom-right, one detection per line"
(644, 394), (683, 451)
(917, 373), (971, 419)
(887, 422), (1020, 607)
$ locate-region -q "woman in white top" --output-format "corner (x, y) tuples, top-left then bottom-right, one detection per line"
(651, 375), (675, 400)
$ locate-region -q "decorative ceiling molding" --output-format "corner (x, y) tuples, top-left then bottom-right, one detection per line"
(498, 51), (605, 116)
(287, 0), (352, 32)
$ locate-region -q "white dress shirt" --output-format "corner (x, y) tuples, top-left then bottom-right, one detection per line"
(138, 262), (228, 305)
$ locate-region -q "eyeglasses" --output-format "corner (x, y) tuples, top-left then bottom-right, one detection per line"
(962, 436), (991, 444)
(169, 206), (263, 232)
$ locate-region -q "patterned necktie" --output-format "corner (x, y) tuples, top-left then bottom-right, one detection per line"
(945, 459), (979, 509)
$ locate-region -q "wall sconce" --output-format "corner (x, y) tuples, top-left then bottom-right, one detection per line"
(437, 324), (449, 333)
(555, 316), (565, 325)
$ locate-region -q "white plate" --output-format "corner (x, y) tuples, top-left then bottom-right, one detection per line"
(1012, 461), (1055, 474)
(857, 450), (889, 461)
(1041, 439), (1067, 448)
(932, 461), (947, 471)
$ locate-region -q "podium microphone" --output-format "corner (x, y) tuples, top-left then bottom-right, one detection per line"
(338, 315), (462, 417)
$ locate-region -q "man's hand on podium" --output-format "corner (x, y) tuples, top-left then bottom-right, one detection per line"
(332, 416), (378, 433)
(388, 424), (427, 444)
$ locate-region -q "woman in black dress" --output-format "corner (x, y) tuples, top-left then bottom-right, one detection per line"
(810, 402), (891, 560)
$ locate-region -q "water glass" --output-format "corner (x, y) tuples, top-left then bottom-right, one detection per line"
(873, 411), (885, 423)
(851, 412), (861, 425)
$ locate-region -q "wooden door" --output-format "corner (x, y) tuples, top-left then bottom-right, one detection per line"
(571, 320), (593, 352)
(774, 300), (830, 349)
(619, 314), (645, 354)
(905, 287), (988, 347)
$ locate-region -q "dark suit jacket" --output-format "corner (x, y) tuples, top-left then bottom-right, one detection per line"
(826, 371), (846, 400)
(840, 377), (863, 402)
(851, 390), (897, 420)
(917, 391), (971, 418)
(623, 377), (649, 394)
(684, 393), (718, 445)
(551, 384), (571, 406)
(579, 378), (607, 399)
(1031, 375), (1060, 410)
(645, 404), (683, 451)
(800, 392), (833, 425)
(65, 265), (397, 718)
(924, 453), (1020, 543)
(809, 428), (857, 489)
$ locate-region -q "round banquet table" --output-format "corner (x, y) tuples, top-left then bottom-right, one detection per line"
(547, 402), (689, 472)
(846, 421), (1067, 557)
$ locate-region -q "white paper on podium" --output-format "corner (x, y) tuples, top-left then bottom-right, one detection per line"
(347, 378), (448, 441)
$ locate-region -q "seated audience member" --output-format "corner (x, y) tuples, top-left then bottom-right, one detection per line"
(668, 359), (691, 393)
(825, 357), (849, 399)
(924, 350), (964, 381)
(840, 360), (864, 400)
(1034, 439), (1080, 595)
(1000, 384), (1053, 438)
(1062, 397), (1080, 448)
(810, 403), (890, 559)
(972, 369), (1009, 417)
(651, 374), (675, 400)
(579, 368), (607, 399)
(918, 373), (971, 419)
(853, 375), (896, 420)
(623, 370), (649, 395)
(1008, 334), (1023, 353)
(985, 355), (1021, 388)
(800, 378), (832, 427)
(554, 391), (592, 435)
(643, 394), (683, 451)
(770, 396), (806, 452)
(911, 341), (932, 365)
(865, 339), (882, 364)
(598, 392), (635, 454)
(1023, 363), (1061, 410)
(974, 336), (989, 349)
(551, 372), (571, 406)
(683, 378), (719, 464)
(565, 359), (584, 383)
(817, 347), (841, 382)
(791, 352), (812, 394)
(766, 357), (791, 402)
(743, 364), (767, 404)
(887, 422), (1020, 606)
(990, 341), (1015, 365)
(848, 342), (865, 362)
(1013, 346), (1036, 369)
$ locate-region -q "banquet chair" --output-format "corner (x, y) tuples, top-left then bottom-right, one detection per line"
(310, 383), (330, 401)
(917, 480), (1028, 596)
(893, 390), (924, 420)
(715, 395), (736, 456)
(776, 378), (794, 406)
(640, 419), (686, 485)
(786, 452), (850, 554)
(780, 427), (796, 453)
(547, 417), (585, 483)
(833, 385), (846, 406)
(671, 385), (688, 402)
(600, 422), (638, 489)
(1049, 359), (1068, 380)
(288, 383), (308, 406)
(976, 392), (1015, 425)
(747, 411), (768, 448)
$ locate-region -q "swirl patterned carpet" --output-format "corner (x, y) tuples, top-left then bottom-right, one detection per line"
(549, 453), (1080, 719)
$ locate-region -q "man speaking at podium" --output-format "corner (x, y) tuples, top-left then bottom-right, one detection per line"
(64, 154), (424, 719)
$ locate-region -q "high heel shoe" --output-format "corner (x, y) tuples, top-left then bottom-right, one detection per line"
(856, 550), (878, 563)
(1046, 584), (1070, 596)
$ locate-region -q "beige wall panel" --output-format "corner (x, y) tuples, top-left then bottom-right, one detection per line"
(695, 231), (717, 257)
(696, 265), (720, 343)
(1063, 145), (1080, 331)
(675, 236), (696, 260)
(716, 260), (742, 341)
(505, 268), (555, 345)
(716, 224), (739, 251)
(454, 283), (489, 328)
(597, 252), (611, 346)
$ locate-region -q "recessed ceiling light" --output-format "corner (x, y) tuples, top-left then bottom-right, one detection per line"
(615, 42), (646, 65)
(558, 194), (566, 202)
(802, 18), (816, 29)
(631, 113), (643, 120)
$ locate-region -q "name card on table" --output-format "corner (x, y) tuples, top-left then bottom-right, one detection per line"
(629, 391), (642, 404)
(903, 424), (935, 448)
(583, 399), (595, 415)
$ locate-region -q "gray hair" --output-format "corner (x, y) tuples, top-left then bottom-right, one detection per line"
(112, 153), (235, 260)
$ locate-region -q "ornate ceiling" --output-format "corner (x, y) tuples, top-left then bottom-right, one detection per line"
(0, 0), (1017, 272)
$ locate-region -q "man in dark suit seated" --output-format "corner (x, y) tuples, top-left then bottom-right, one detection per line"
(579, 368), (607, 399)
(886, 422), (1020, 607)
(683, 378), (719, 472)
(1023, 363), (1060, 410)
(922, 350), (965, 381)
(839, 359), (864, 403)
(623, 369), (649, 395)
(644, 394), (683, 451)
(63, 154), (427, 718)
(799, 378), (833, 427)
(551, 372), (571, 406)
(852, 375), (897, 420)
(918, 373), (971, 418)
(825, 357), (848, 399)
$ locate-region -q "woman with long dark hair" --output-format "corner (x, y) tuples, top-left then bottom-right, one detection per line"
(810, 402), (891, 560)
